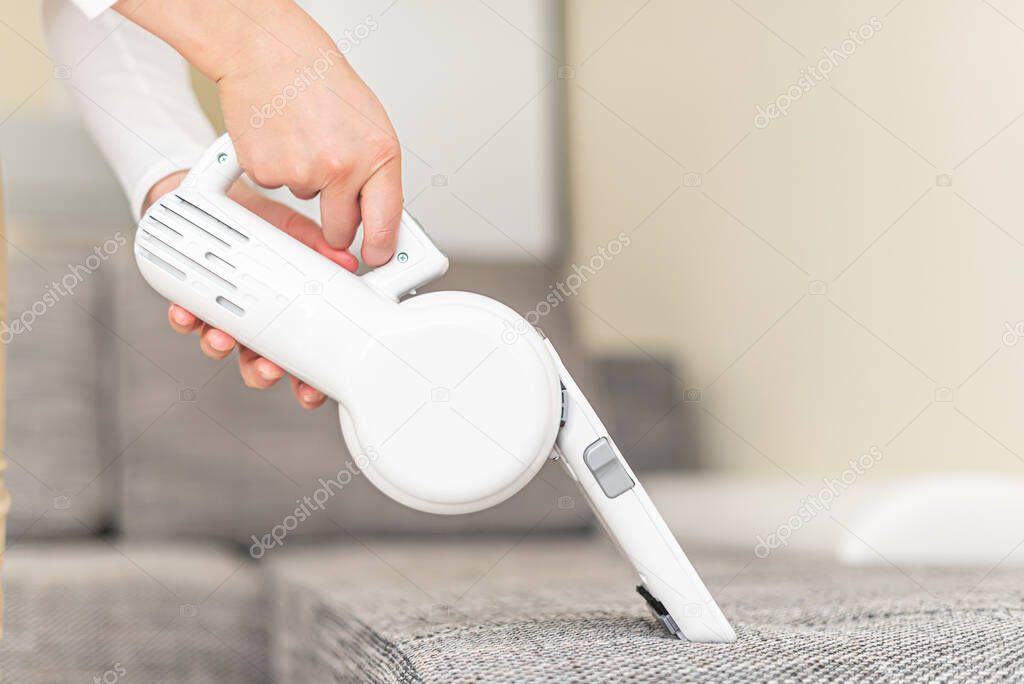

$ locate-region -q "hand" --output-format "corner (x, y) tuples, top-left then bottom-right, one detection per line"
(216, 10), (402, 266)
(144, 171), (358, 409)
(115, 0), (404, 265)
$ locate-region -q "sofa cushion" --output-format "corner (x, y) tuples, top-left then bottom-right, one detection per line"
(266, 536), (1024, 683)
(114, 255), (592, 543)
(4, 218), (117, 538)
(0, 541), (267, 683)
(595, 356), (700, 471)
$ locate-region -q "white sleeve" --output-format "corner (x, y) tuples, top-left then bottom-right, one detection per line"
(66, 0), (116, 19)
(42, 0), (217, 217)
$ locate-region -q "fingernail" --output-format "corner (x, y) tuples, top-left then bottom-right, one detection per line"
(258, 362), (281, 381)
(173, 308), (190, 325)
(209, 331), (233, 351)
(301, 385), (322, 403)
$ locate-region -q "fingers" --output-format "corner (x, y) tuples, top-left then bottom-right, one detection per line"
(144, 170), (188, 214)
(288, 183), (321, 201)
(243, 348), (325, 408)
(233, 184), (359, 272)
(267, 198), (360, 270)
(359, 157), (403, 266)
(238, 346), (285, 389)
(173, 183), (332, 410)
(198, 323), (236, 360)
(169, 304), (235, 359)
(319, 179), (363, 252)
(290, 376), (326, 410)
(317, 154), (402, 266)
(168, 309), (313, 405)
(168, 303), (201, 334)
(243, 162), (285, 191)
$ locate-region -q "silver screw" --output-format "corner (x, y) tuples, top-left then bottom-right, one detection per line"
(217, 153), (228, 164)
(397, 252), (408, 263)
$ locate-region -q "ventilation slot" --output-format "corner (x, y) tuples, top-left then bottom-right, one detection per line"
(216, 296), (245, 317)
(205, 252), (235, 270)
(137, 247), (186, 280)
(140, 230), (237, 290)
(157, 205), (230, 247)
(173, 195), (250, 242)
(147, 216), (182, 238)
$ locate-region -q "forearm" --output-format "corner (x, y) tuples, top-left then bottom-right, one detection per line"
(112, 0), (330, 82)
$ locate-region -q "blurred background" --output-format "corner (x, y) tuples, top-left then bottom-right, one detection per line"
(5, 0), (1024, 552)
(6, 0), (1024, 553)
(4, 0), (1024, 680)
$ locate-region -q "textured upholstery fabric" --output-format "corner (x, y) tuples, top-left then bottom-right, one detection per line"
(0, 541), (268, 683)
(4, 219), (115, 538)
(114, 256), (593, 542)
(268, 537), (1024, 683)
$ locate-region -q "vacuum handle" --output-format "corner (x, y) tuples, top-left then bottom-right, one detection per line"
(182, 132), (243, 195)
(183, 133), (448, 299)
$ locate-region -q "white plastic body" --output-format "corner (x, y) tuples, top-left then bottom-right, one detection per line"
(133, 134), (735, 642)
(136, 134), (561, 514)
(548, 342), (735, 643)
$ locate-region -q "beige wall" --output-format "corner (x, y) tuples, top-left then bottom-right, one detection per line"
(0, 2), (53, 114)
(2, 2), (206, 121)
(565, 0), (1024, 478)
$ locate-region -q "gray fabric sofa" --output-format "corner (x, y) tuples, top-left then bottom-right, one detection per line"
(0, 208), (681, 682)
(3, 542), (268, 682)
(267, 538), (1024, 683)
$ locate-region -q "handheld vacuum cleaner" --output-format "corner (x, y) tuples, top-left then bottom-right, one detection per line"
(134, 134), (735, 643)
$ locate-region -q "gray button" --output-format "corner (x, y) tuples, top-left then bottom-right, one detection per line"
(583, 438), (634, 498)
